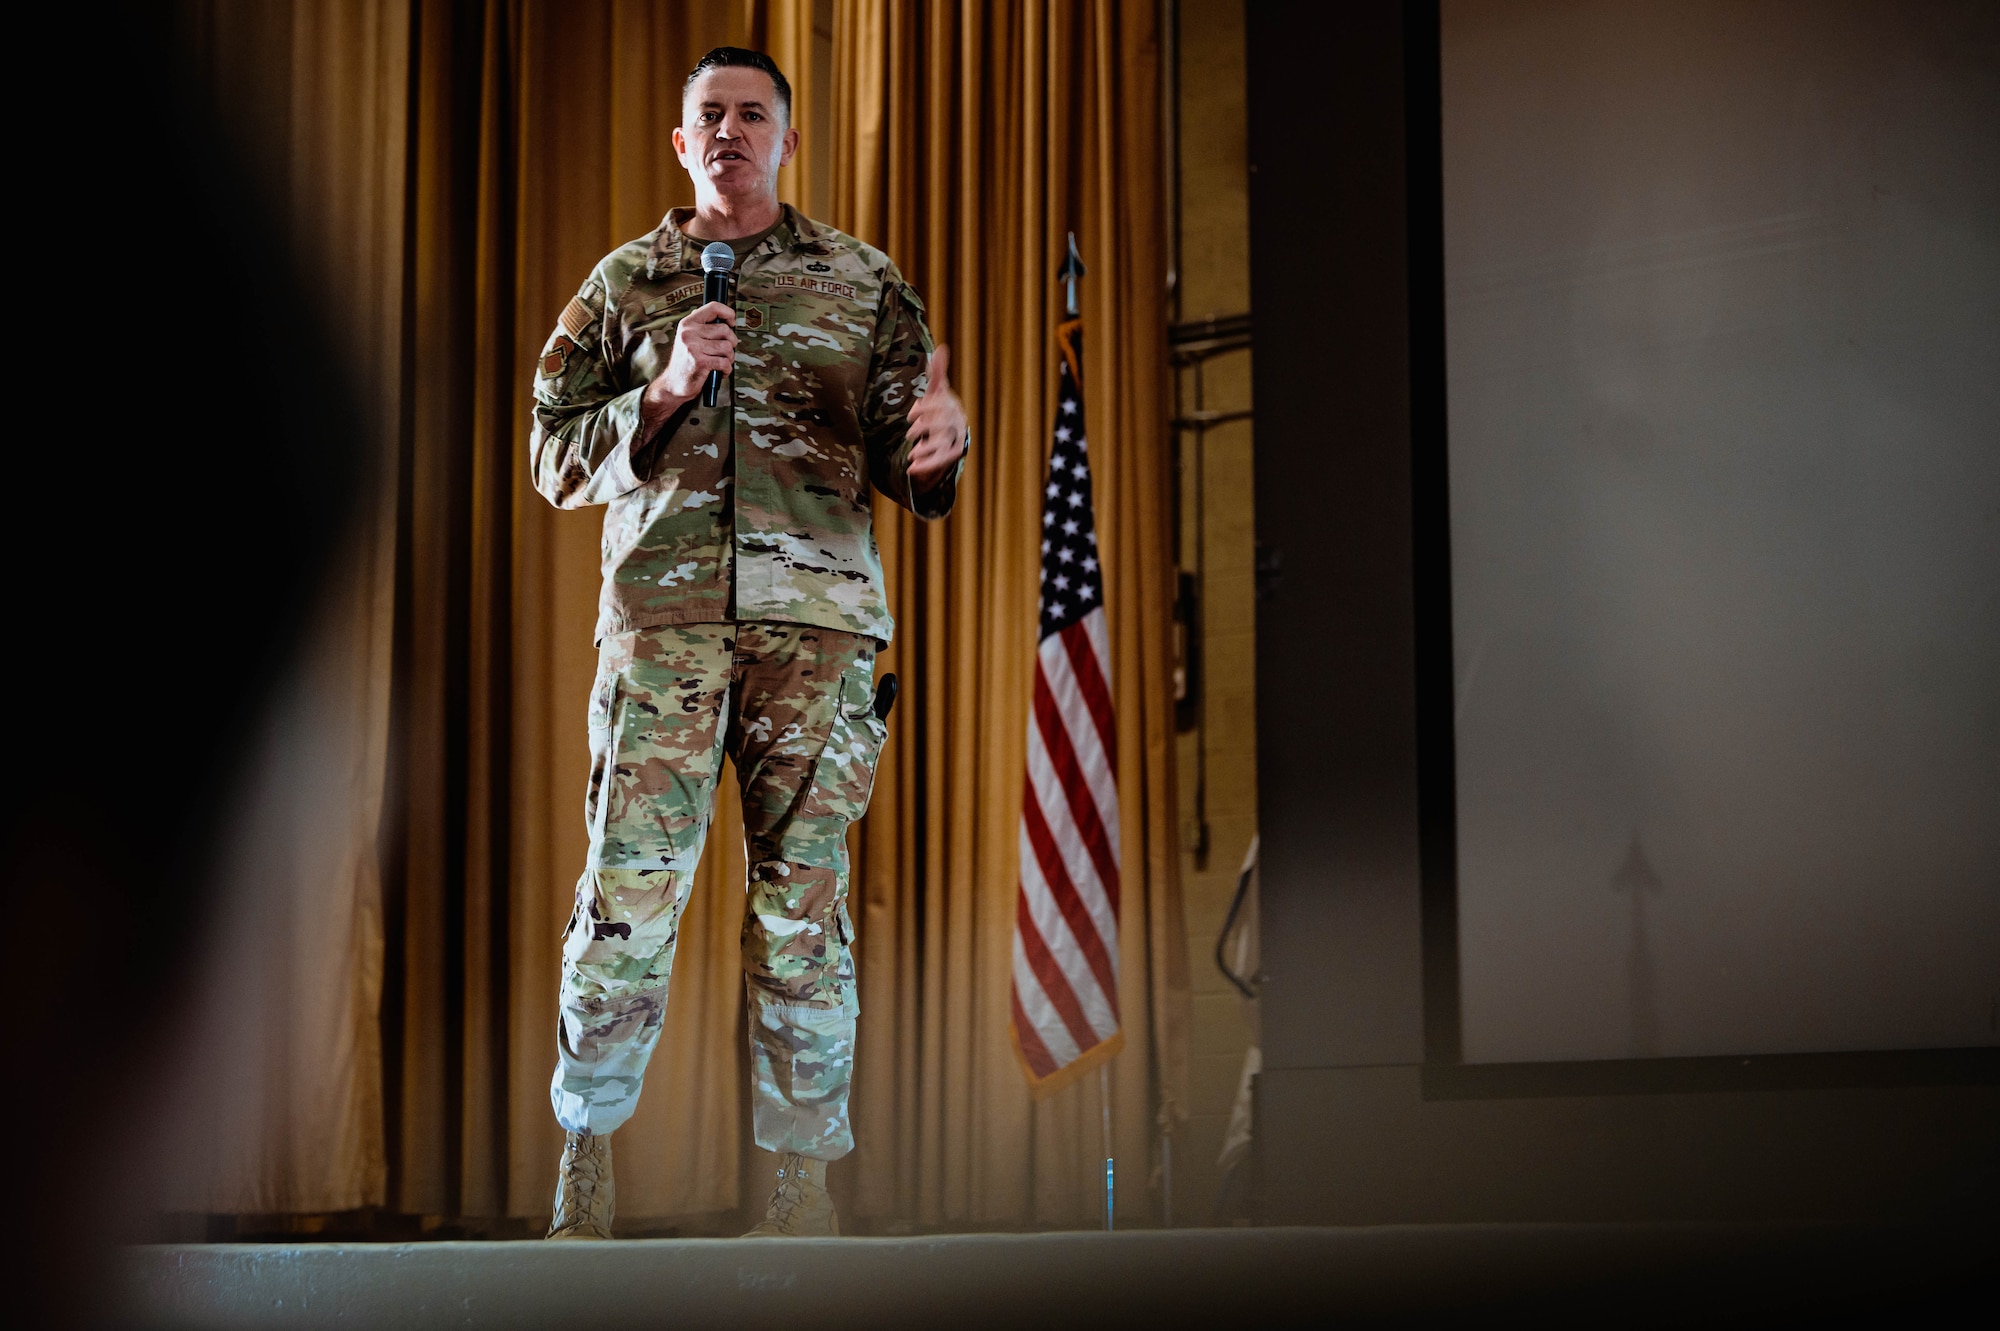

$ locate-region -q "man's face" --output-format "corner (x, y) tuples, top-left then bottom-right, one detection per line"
(674, 66), (798, 202)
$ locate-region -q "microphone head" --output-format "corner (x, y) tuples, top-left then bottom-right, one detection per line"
(701, 241), (735, 273)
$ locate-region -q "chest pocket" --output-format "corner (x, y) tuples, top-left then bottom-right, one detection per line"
(623, 281), (706, 387)
(757, 286), (872, 411)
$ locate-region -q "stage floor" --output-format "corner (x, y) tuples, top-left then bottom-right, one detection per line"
(116, 1221), (1989, 1329)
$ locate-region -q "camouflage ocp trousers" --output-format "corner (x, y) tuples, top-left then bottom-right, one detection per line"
(550, 621), (887, 1158)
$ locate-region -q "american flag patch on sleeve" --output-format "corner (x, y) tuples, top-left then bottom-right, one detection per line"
(558, 295), (593, 339)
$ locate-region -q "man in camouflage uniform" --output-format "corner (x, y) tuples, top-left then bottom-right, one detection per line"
(531, 47), (967, 1240)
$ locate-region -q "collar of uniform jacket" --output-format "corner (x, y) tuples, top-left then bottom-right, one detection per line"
(645, 203), (835, 278)
(530, 203), (960, 647)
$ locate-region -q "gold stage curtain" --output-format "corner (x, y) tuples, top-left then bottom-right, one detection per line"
(154, 0), (1184, 1231)
(832, 0), (1188, 1227)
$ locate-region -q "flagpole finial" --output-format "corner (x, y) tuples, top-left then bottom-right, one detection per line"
(1058, 231), (1086, 317)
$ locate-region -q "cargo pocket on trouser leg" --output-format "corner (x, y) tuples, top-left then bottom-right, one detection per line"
(775, 663), (889, 873)
(589, 625), (729, 872)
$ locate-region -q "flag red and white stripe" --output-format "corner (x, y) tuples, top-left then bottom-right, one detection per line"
(1011, 321), (1123, 1095)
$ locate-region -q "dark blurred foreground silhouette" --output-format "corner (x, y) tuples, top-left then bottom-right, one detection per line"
(2, 6), (366, 1324)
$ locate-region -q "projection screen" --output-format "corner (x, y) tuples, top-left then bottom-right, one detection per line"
(1442, 0), (2000, 1064)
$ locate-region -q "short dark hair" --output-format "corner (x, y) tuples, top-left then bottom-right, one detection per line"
(683, 47), (792, 124)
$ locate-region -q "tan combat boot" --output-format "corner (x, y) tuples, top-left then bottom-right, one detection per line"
(547, 1131), (615, 1239)
(741, 1152), (839, 1237)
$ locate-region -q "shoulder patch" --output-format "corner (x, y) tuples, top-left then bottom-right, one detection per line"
(541, 334), (577, 379)
(559, 296), (593, 339)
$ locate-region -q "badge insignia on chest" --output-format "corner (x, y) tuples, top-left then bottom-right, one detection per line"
(806, 261), (831, 273)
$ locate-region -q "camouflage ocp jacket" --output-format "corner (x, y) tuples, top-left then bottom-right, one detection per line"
(530, 204), (961, 644)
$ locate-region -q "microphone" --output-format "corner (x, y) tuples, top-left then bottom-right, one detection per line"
(700, 241), (736, 408)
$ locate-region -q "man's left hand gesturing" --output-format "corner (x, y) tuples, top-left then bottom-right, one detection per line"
(907, 345), (969, 492)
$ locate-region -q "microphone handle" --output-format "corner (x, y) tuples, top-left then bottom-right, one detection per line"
(701, 268), (734, 408)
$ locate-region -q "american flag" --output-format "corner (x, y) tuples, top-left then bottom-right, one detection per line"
(1011, 323), (1124, 1094)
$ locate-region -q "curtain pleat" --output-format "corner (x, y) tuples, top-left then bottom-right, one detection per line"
(162, 0), (1182, 1231)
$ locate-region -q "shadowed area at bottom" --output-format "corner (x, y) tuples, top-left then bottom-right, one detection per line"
(115, 1221), (1992, 1330)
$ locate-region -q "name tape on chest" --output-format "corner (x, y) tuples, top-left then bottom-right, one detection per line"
(651, 280), (703, 313)
(772, 273), (859, 302)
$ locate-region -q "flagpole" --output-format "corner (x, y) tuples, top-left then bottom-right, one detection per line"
(1060, 228), (1111, 1233)
(1012, 222), (1121, 1219)
(1099, 1062), (1114, 1231)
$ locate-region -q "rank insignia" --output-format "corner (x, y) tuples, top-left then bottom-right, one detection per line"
(541, 334), (576, 379)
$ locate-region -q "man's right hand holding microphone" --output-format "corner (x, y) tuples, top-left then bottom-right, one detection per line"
(640, 301), (737, 434)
